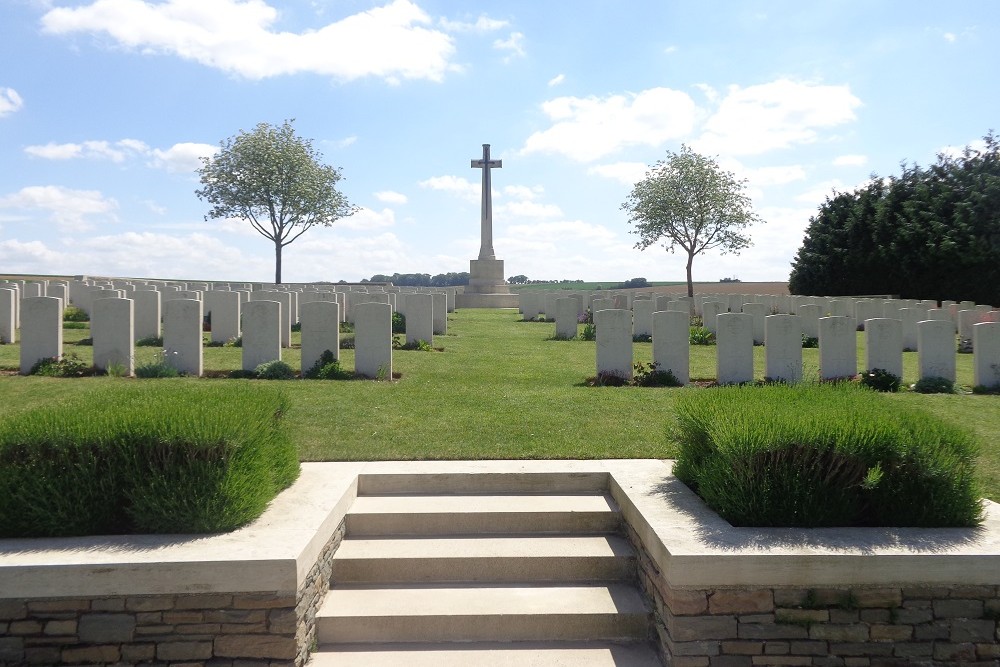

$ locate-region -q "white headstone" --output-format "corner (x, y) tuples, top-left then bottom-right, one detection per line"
(163, 299), (203, 376)
(432, 293), (447, 335)
(632, 298), (654, 338)
(764, 314), (802, 382)
(300, 300), (340, 372)
(19, 297), (63, 375)
(818, 316), (857, 380)
(716, 312), (753, 384)
(555, 297), (578, 339)
(354, 302), (392, 379)
(92, 297), (134, 375)
(917, 319), (956, 381)
(957, 309), (978, 341)
(798, 304), (821, 339)
(701, 301), (724, 335)
(252, 291), (292, 348)
(592, 298), (614, 314)
(742, 302), (767, 345)
(133, 289), (161, 341)
(406, 294), (434, 345)
(973, 322), (1000, 389)
(205, 290), (241, 343)
(595, 308), (632, 381)
(242, 300), (282, 372)
(0, 288), (15, 344)
(520, 292), (541, 321)
(652, 310), (689, 384)
(864, 318), (902, 378)
(898, 307), (922, 351)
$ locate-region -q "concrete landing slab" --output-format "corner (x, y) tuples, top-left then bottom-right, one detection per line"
(309, 641), (662, 666)
(318, 583), (650, 643)
(346, 493), (620, 536)
(333, 535), (635, 582)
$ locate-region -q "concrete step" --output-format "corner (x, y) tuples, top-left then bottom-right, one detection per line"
(309, 641), (663, 666)
(332, 534), (636, 583)
(345, 493), (621, 536)
(357, 471), (610, 495)
(317, 583), (650, 643)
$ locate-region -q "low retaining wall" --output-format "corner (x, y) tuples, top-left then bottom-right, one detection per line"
(0, 463), (363, 667)
(2, 460), (999, 667)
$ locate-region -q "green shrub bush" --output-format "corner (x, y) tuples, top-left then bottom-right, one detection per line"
(912, 376), (956, 394)
(860, 368), (902, 392)
(63, 306), (89, 322)
(392, 311), (406, 334)
(689, 326), (716, 345)
(0, 383), (298, 537)
(29, 354), (94, 377)
(135, 351), (180, 378)
(254, 360), (296, 380)
(303, 350), (353, 380)
(670, 383), (981, 528)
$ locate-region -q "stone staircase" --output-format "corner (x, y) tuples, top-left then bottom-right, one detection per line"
(308, 472), (661, 666)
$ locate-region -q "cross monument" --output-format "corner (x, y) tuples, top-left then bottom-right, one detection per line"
(471, 144), (501, 260)
(455, 143), (519, 308)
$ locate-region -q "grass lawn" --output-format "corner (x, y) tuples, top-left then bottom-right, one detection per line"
(0, 308), (997, 501)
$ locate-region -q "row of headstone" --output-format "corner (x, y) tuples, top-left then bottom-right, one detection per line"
(593, 309), (1000, 388)
(15, 296), (398, 380)
(519, 287), (999, 354)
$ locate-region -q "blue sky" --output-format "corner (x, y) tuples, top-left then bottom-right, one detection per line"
(1, 0), (997, 284)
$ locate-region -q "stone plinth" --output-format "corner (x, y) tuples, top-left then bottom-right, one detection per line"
(457, 259), (519, 309)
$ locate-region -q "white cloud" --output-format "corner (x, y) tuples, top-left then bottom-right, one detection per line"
(832, 154), (868, 167)
(944, 32), (957, 43)
(0, 185), (118, 231)
(664, 45), (678, 54)
(418, 174), (480, 202)
(439, 15), (508, 32)
(24, 139), (145, 162)
(503, 220), (616, 244)
(939, 139), (988, 160)
(743, 165), (808, 187)
(795, 179), (848, 206)
(587, 162), (649, 186)
(0, 88), (23, 117)
(374, 190), (408, 204)
(695, 79), (862, 156)
(149, 142), (218, 172)
(41, 0), (458, 83)
(496, 200), (563, 218)
(290, 231), (409, 280)
(0, 239), (67, 270)
(336, 206), (396, 231)
(493, 31), (525, 61)
(24, 138), (214, 172)
(502, 185), (543, 200)
(72, 231), (266, 278)
(521, 87), (698, 162)
(335, 135), (358, 149)
(547, 73), (565, 87)
(143, 200), (167, 215)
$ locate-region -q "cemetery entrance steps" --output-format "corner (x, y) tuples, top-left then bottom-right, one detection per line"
(308, 471), (661, 666)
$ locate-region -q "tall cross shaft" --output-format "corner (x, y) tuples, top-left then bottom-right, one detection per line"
(471, 143), (502, 260)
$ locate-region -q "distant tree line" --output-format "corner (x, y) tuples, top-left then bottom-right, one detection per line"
(365, 272), (470, 287)
(789, 132), (1000, 304)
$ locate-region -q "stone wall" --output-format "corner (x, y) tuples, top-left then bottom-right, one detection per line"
(0, 520), (344, 667)
(626, 524), (1000, 666)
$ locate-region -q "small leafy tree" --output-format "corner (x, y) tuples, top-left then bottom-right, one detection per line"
(622, 145), (764, 297)
(196, 120), (357, 283)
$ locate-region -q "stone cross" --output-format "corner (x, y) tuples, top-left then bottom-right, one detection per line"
(471, 143), (502, 260)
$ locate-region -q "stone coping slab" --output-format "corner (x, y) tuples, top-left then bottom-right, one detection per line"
(1, 459), (998, 598)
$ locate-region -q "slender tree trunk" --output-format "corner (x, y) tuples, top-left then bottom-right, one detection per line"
(686, 252), (694, 298)
(274, 241), (282, 284)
